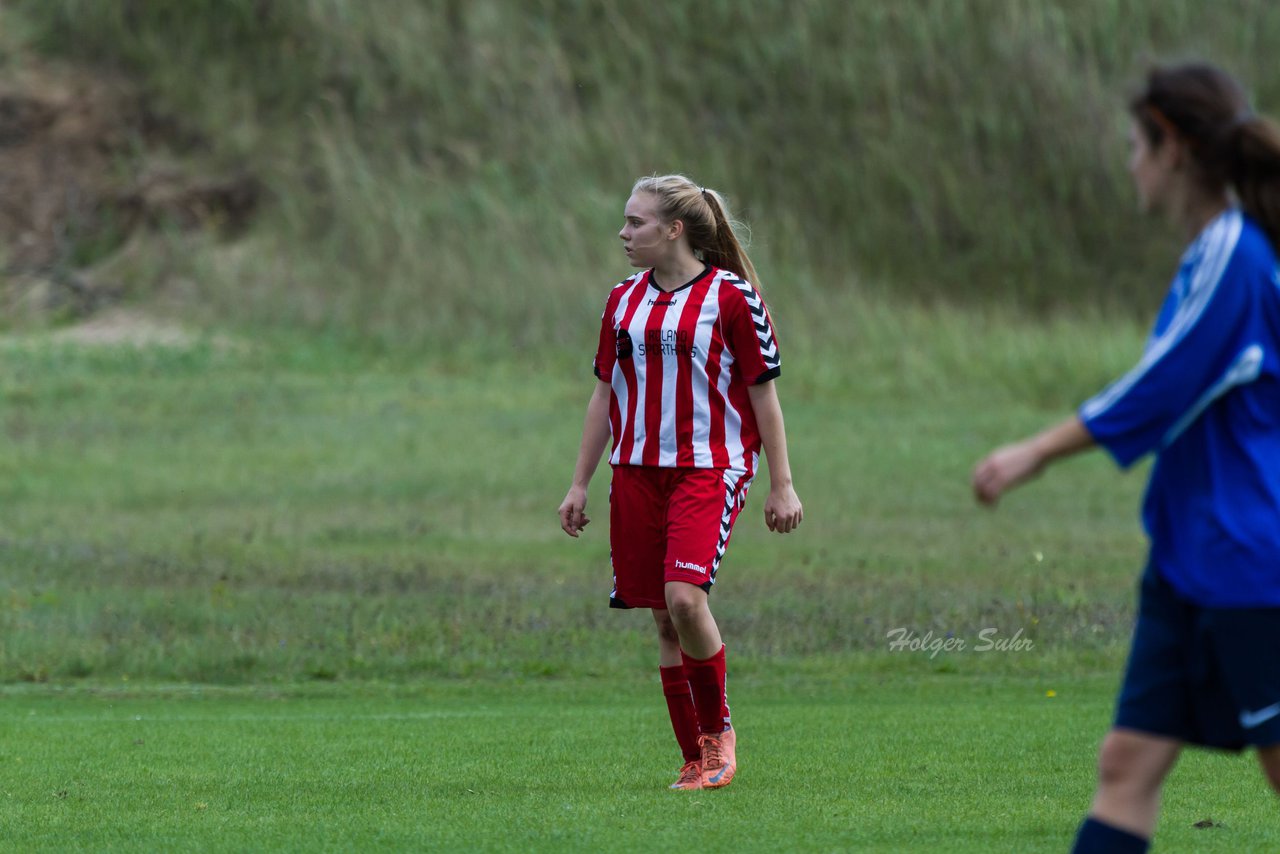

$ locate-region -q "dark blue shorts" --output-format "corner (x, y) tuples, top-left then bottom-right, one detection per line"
(1114, 566), (1280, 750)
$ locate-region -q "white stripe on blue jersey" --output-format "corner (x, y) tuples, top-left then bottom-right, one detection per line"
(1081, 211), (1242, 422)
(1162, 343), (1264, 446)
(1079, 209), (1280, 607)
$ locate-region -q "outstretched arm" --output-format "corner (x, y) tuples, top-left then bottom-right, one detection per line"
(558, 379), (612, 536)
(971, 416), (1095, 506)
(748, 380), (803, 533)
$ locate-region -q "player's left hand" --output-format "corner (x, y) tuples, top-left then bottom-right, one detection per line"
(764, 485), (803, 533)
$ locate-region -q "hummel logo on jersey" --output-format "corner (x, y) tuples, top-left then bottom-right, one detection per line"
(674, 559), (707, 575)
(597, 267), (779, 477)
(1240, 701), (1280, 729)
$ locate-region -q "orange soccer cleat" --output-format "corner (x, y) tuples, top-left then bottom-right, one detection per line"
(670, 760), (703, 790)
(698, 727), (736, 789)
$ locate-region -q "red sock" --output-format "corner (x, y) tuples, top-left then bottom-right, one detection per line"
(659, 665), (701, 762)
(681, 645), (730, 734)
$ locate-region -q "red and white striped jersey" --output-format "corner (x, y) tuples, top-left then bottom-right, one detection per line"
(593, 265), (781, 481)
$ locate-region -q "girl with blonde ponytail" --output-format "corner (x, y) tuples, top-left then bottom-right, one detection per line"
(558, 174), (803, 791)
(973, 62), (1280, 853)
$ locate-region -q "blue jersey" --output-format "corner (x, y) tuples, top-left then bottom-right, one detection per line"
(1080, 209), (1280, 607)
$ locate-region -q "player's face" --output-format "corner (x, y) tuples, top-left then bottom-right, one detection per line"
(1127, 120), (1176, 213)
(619, 192), (671, 268)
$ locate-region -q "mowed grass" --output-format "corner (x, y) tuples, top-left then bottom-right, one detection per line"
(2, 677), (1276, 853)
(4, 305), (1277, 849)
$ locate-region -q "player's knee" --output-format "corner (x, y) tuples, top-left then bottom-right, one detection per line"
(664, 585), (705, 624)
(652, 613), (680, 645)
(1097, 734), (1134, 787)
(1096, 732), (1165, 793)
(1098, 733), (1146, 787)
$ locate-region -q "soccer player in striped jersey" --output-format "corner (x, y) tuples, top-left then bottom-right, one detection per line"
(558, 174), (803, 791)
(973, 63), (1280, 854)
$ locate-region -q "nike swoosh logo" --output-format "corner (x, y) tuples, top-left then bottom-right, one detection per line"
(708, 765), (730, 783)
(1239, 702), (1280, 730)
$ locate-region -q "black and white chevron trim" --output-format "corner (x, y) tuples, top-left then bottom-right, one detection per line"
(710, 473), (750, 584)
(725, 276), (779, 367)
(709, 493), (735, 586)
(609, 271), (645, 294)
(603, 273), (645, 321)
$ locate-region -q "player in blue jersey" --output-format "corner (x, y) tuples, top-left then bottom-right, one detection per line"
(972, 62), (1280, 854)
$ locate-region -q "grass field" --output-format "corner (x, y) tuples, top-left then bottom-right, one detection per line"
(2, 307), (1279, 850)
(5, 2), (1280, 850)
(3, 678), (1275, 852)
(0, 305), (1152, 685)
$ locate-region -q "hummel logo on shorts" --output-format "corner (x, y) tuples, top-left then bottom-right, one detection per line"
(674, 559), (707, 575)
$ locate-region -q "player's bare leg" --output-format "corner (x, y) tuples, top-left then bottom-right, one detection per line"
(1086, 729), (1182, 838)
(665, 582), (736, 788)
(663, 582), (722, 660)
(1258, 743), (1280, 795)
(652, 608), (683, 666)
(654, 608), (702, 789)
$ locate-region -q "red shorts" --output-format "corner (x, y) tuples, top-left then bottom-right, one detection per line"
(608, 465), (750, 610)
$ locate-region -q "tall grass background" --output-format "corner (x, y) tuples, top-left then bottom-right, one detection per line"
(1, 2), (1277, 684)
(9, 0), (1280, 354)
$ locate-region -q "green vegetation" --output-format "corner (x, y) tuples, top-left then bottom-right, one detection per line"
(0, 274), (1204, 852)
(4, 3), (1280, 849)
(9, 0), (1280, 350)
(0, 306), (1151, 685)
(4, 678), (1277, 853)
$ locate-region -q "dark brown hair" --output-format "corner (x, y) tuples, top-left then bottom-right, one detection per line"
(1131, 62), (1280, 248)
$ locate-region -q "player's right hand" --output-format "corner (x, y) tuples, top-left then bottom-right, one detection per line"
(972, 440), (1045, 506)
(558, 486), (591, 537)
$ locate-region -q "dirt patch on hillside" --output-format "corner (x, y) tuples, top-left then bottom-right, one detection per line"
(0, 308), (241, 351)
(0, 60), (259, 318)
(48, 309), (201, 348)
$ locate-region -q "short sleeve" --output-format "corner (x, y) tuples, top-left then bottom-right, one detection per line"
(593, 292), (620, 380)
(1079, 229), (1253, 468)
(721, 279), (781, 384)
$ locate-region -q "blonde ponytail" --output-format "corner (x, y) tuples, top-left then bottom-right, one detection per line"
(700, 187), (760, 289)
